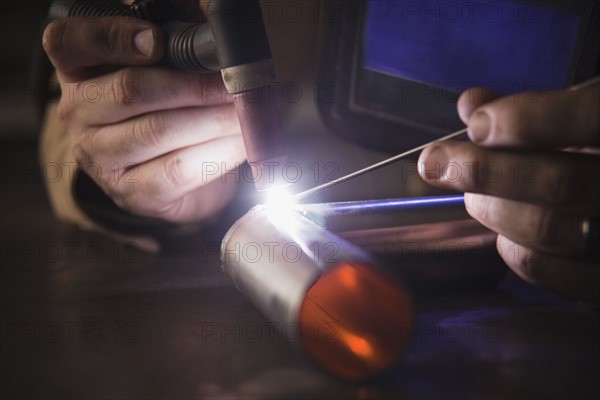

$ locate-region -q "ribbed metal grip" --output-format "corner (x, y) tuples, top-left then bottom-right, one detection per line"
(54, 0), (220, 72)
(163, 21), (219, 72)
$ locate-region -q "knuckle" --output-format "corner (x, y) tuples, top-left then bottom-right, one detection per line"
(73, 129), (99, 166)
(498, 236), (544, 283)
(73, 142), (118, 197)
(95, 165), (114, 190)
(132, 112), (169, 148)
(154, 199), (186, 222)
(119, 186), (186, 221)
(111, 192), (132, 213)
(56, 97), (74, 123)
(42, 19), (67, 62)
(163, 154), (193, 187)
(498, 236), (541, 281)
(73, 145), (123, 201)
(101, 172), (130, 209)
(111, 67), (140, 105)
(72, 143), (90, 167)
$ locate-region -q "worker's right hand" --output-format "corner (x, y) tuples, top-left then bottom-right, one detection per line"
(418, 83), (599, 305)
(42, 15), (246, 223)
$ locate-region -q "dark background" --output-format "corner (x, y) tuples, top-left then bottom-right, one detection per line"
(1, 0), (52, 141)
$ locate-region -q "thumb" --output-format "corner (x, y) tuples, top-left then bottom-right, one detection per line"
(43, 16), (164, 82)
(456, 87), (501, 125)
(466, 79), (600, 148)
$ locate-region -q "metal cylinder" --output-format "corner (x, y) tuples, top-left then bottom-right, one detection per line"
(221, 206), (413, 380)
(299, 196), (507, 292)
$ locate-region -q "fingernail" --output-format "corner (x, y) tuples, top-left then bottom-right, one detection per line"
(134, 29), (154, 57)
(469, 111), (490, 142)
(463, 192), (481, 216)
(418, 145), (447, 180)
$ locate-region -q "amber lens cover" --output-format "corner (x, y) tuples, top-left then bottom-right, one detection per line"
(299, 262), (413, 380)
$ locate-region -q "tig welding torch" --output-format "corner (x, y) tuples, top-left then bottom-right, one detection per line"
(49, 0), (286, 191)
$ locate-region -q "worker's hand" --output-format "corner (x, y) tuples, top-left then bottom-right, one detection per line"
(42, 14), (245, 223)
(418, 81), (600, 305)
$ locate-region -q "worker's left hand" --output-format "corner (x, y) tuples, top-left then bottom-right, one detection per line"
(418, 81), (600, 305)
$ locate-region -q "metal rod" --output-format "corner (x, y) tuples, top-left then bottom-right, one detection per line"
(293, 74), (600, 203)
(293, 127), (467, 201)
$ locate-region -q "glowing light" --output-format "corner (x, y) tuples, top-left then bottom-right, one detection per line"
(347, 337), (373, 359)
(263, 187), (299, 227)
(339, 330), (374, 359)
(339, 267), (357, 289)
(265, 187), (295, 208)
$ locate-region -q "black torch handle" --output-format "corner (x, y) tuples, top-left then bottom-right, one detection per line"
(202, 0), (272, 69)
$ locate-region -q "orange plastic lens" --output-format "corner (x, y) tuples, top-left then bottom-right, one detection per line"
(298, 262), (413, 380)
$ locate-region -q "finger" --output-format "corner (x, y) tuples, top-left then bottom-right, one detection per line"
(77, 105), (240, 171)
(465, 193), (587, 258)
(107, 135), (246, 220)
(457, 87), (501, 125)
(59, 68), (231, 125)
(497, 235), (599, 306)
(153, 177), (238, 223)
(43, 17), (164, 82)
(465, 79), (600, 147)
(129, 177), (238, 223)
(418, 141), (600, 215)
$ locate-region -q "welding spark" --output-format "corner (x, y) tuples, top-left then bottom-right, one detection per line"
(263, 187), (298, 227)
